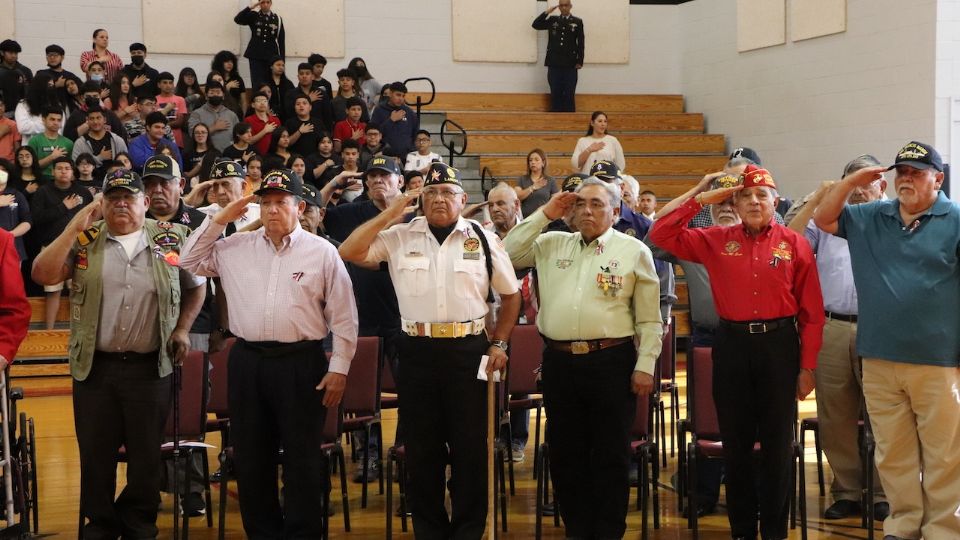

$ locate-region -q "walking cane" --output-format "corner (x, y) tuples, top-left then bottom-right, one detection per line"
(172, 363), (182, 540)
(487, 376), (496, 539)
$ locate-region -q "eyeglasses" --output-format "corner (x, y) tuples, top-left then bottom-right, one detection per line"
(423, 188), (463, 200)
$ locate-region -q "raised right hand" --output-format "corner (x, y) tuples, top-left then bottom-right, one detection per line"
(698, 185), (743, 206)
(213, 195), (257, 225)
(69, 194), (103, 233)
(541, 191), (579, 220)
(844, 165), (886, 188)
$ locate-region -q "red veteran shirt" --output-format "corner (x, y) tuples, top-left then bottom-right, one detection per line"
(650, 198), (824, 369)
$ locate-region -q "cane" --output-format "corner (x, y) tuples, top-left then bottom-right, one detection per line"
(172, 363), (182, 540)
(487, 376), (495, 539)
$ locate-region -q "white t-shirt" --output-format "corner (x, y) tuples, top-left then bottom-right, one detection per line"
(404, 151), (442, 172)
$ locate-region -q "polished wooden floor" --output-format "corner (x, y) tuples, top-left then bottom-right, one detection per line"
(12, 374), (881, 539)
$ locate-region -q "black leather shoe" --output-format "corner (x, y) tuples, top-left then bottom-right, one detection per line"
(824, 499), (861, 519)
(874, 502), (890, 521)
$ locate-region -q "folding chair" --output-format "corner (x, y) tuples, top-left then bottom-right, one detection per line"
(798, 417), (826, 496)
(534, 437), (560, 540)
(384, 444), (409, 539)
(340, 336), (383, 508)
(630, 387), (659, 540)
(505, 324), (544, 486)
(656, 316), (678, 467)
(207, 338), (235, 540)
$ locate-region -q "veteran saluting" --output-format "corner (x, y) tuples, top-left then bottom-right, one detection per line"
(503, 177), (663, 539)
(339, 162), (520, 539)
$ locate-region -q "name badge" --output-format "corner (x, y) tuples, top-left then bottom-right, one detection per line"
(463, 252), (481, 260)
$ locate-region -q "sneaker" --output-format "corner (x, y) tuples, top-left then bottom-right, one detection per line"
(180, 492), (206, 517)
(352, 459), (380, 483)
(509, 442), (525, 463)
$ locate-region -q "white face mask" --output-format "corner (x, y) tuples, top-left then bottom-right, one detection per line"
(90, 73), (104, 82)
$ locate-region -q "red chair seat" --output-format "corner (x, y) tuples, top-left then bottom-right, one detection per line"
(508, 397), (542, 409)
(342, 415), (377, 431)
(695, 439), (761, 458)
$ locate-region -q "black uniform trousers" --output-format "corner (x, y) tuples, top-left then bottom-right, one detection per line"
(396, 333), (489, 540)
(248, 58), (272, 93)
(713, 322), (799, 540)
(74, 350), (170, 540)
(547, 66), (578, 112)
(542, 341), (636, 539)
(228, 339), (329, 540)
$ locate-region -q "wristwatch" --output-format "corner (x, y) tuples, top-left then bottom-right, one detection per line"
(489, 339), (508, 351)
(216, 327), (234, 338)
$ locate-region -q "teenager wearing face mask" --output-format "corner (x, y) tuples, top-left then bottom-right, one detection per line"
(188, 81), (239, 153)
(121, 43), (160, 98)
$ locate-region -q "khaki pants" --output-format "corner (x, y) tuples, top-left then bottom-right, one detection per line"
(862, 358), (960, 540)
(814, 318), (883, 502)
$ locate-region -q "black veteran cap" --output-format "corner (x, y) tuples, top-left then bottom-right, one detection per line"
(424, 162), (462, 187)
(729, 147), (761, 165)
(142, 154), (179, 180)
(365, 155), (401, 177)
(590, 160), (621, 181)
(888, 141), (943, 172)
(301, 183), (322, 207)
(256, 168), (303, 197)
(102, 169), (144, 194)
(209, 159), (245, 180)
(562, 173), (589, 193)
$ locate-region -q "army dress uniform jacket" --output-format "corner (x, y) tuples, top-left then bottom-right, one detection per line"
(532, 13), (585, 68)
(67, 219), (195, 381)
(234, 7), (285, 61)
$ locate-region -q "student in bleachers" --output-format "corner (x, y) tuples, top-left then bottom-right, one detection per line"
(189, 81), (239, 153)
(12, 146), (42, 199)
(121, 43), (160, 98)
(211, 50), (248, 118)
(0, 40), (32, 117)
(403, 129), (440, 174)
(331, 68), (370, 124)
(79, 29), (123, 83)
(174, 68), (204, 113)
(286, 63), (334, 133)
(244, 92), (281, 156)
(307, 53), (334, 103)
(128, 111), (182, 171)
(348, 57), (381, 113)
(263, 58), (293, 122)
(16, 73), (63, 145)
(284, 94), (325, 158)
(71, 106), (127, 179)
(370, 81), (418, 160)
(332, 97), (367, 153)
(0, 97), (19, 161)
(0, 164), (31, 265)
(514, 148), (556, 218)
(28, 109), (72, 180)
(156, 72), (189, 149)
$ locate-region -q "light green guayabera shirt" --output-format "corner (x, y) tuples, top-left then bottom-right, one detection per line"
(503, 209), (664, 375)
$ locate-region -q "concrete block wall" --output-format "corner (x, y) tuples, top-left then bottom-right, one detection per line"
(678, 0), (937, 200)
(9, 0), (681, 95)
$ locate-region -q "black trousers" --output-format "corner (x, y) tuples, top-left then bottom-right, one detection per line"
(547, 66), (578, 112)
(228, 339), (329, 540)
(248, 58), (272, 91)
(74, 351), (170, 540)
(396, 334), (489, 540)
(713, 323), (799, 540)
(542, 341), (636, 539)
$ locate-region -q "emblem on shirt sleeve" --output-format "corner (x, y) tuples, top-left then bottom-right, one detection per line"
(77, 226), (99, 246)
(74, 248), (88, 270)
(625, 228), (637, 237)
(722, 241), (742, 256)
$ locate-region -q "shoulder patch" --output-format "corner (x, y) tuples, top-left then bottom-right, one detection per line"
(77, 226), (100, 246)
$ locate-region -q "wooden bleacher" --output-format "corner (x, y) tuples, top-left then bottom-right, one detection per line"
(409, 92), (685, 113)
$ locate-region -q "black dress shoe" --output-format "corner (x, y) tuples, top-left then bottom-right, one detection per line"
(824, 499), (861, 519)
(874, 501), (890, 521)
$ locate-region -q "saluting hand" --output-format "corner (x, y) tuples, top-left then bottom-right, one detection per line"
(385, 189), (421, 222)
(697, 185), (742, 206)
(67, 194), (103, 233)
(317, 373), (347, 407)
(631, 370), (654, 396)
(843, 165), (886, 188)
(541, 191), (578, 220)
(213, 194), (257, 225)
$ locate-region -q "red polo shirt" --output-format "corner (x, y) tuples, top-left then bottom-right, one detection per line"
(245, 113), (282, 156)
(650, 198), (824, 369)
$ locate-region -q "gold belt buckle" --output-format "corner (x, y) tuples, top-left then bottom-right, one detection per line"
(570, 341), (590, 355)
(431, 322), (455, 338)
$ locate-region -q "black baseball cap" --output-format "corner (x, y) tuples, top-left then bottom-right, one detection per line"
(0, 40), (21, 53)
(45, 44), (65, 55)
(590, 160), (621, 181)
(424, 162), (462, 187)
(209, 159), (245, 180)
(256, 168), (303, 197)
(887, 141), (943, 172)
(729, 147), (761, 165)
(301, 183), (323, 207)
(562, 173), (588, 193)
(365, 156), (401, 177)
(142, 155), (180, 181)
(102, 169), (144, 194)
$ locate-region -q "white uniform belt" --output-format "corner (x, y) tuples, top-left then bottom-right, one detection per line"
(402, 318), (486, 339)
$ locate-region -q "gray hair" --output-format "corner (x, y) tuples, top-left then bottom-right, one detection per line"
(842, 154), (882, 178)
(576, 176), (622, 208)
(621, 175), (640, 199)
(488, 181), (517, 200)
(725, 156), (755, 169)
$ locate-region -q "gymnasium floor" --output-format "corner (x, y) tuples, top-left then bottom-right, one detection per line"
(14, 373), (880, 539)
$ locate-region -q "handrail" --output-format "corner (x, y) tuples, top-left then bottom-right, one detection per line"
(439, 119), (468, 165)
(480, 166), (498, 199)
(403, 77), (436, 119)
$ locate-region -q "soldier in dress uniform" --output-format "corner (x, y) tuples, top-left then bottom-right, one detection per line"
(338, 162), (521, 539)
(234, 0), (285, 90)
(532, 1), (585, 112)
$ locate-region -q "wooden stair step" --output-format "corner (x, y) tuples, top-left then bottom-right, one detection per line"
(446, 111), (704, 132)
(10, 363), (70, 378)
(468, 133), (725, 155)
(410, 92), (684, 113)
(17, 329), (70, 360)
(28, 296), (70, 324)
(480, 155), (727, 178)
(493, 176), (701, 200)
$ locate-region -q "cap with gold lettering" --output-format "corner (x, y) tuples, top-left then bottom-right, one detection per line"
(142, 155), (181, 181)
(711, 174), (741, 189)
(740, 164), (777, 190)
(590, 160), (621, 181)
(209, 159), (245, 180)
(102, 169), (144, 194)
(424, 162), (462, 187)
(887, 141), (943, 172)
(562, 173), (589, 193)
(364, 155), (401, 177)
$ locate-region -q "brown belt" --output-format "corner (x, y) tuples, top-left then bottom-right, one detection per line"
(543, 336), (633, 355)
